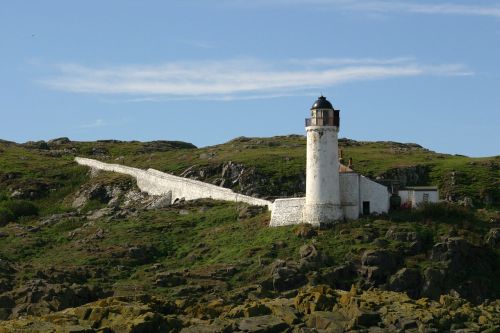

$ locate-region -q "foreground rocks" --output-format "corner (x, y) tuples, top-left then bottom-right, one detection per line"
(1, 287), (499, 333)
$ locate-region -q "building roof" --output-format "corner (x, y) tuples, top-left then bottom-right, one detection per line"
(403, 186), (439, 191)
(311, 96), (333, 110)
(339, 164), (355, 173)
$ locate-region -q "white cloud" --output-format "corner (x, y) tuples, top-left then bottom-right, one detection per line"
(40, 58), (472, 100)
(231, 0), (500, 18)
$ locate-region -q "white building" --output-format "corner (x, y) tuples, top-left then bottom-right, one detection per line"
(270, 96), (390, 227)
(398, 186), (439, 208)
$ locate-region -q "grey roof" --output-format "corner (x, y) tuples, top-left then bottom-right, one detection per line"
(311, 96), (333, 110)
(403, 186), (439, 191)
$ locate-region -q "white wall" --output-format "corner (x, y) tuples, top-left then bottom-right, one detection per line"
(339, 173), (359, 219)
(359, 175), (390, 214)
(397, 189), (439, 208)
(412, 190), (439, 208)
(304, 126), (342, 224)
(269, 198), (305, 227)
(399, 190), (410, 206)
(75, 157), (272, 209)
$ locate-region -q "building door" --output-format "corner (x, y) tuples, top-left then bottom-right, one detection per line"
(362, 201), (370, 215)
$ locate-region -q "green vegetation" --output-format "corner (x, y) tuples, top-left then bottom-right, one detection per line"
(0, 137), (498, 331)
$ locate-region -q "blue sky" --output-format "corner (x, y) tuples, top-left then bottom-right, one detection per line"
(1, 1), (499, 157)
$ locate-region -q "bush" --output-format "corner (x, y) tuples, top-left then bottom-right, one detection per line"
(0, 207), (14, 226)
(416, 202), (473, 222)
(0, 200), (39, 219)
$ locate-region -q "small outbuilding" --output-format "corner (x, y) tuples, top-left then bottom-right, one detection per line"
(398, 186), (439, 208)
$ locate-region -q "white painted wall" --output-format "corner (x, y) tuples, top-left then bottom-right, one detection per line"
(74, 157), (272, 209)
(411, 190), (439, 208)
(269, 198), (305, 227)
(397, 189), (439, 208)
(304, 126), (342, 225)
(339, 173), (360, 219)
(359, 175), (390, 214)
(399, 190), (410, 206)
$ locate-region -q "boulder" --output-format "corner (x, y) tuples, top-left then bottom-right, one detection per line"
(298, 244), (325, 271)
(305, 310), (346, 331)
(146, 192), (172, 210)
(234, 315), (288, 333)
(387, 268), (422, 298)
(266, 260), (306, 292)
(294, 285), (336, 314)
(420, 268), (445, 300)
(264, 298), (300, 325)
(359, 249), (400, 286)
(238, 205), (266, 219)
(293, 224), (317, 239)
(485, 228), (500, 248)
(226, 301), (271, 318)
(317, 262), (357, 290)
(155, 271), (187, 288)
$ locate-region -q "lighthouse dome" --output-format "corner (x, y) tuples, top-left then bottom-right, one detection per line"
(311, 96), (333, 110)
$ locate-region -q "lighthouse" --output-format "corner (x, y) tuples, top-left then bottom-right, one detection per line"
(303, 96), (343, 225)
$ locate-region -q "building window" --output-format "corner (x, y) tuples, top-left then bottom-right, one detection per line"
(423, 193), (429, 203)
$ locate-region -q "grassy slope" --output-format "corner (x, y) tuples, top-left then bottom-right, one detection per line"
(0, 138), (498, 308)
(72, 136), (499, 206)
(1, 136), (499, 209)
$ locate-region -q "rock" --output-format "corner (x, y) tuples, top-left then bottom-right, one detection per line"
(372, 238), (389, 248)
(485, 228), (500, 248)
(235, 315), (288, 333)
(48, 137), (71, 145)
(359, 249), (400, 286)
(264, 298), (300, 325)
(226, 301), (271, 318)
(265, 260), (306, 292)
(428, 237), (497, 302)
(127, 245), (154, 264)
(294, 285), (337, 314)
(293, 224), (317, 239)
(146, 192), (172, 210)
(86, 207), (114, 220)
(180, 319), (233, 333)
(155, 271), (187, 287)
(317, 262), (357, 290)
(387, 268), (422, 298)
(348, 308), (382, 329)
(305, 311), (346, 331)
(6, 279), (104, 318)
(298, 244), (324, 271)
(238, 205), (266, 219)
(420, 268), (445, 300)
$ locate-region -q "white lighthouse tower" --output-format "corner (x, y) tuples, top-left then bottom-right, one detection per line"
(303, 96), (343, 225)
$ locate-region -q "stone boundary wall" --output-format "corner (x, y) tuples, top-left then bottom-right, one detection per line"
(269, 197), (305, 227)
(75, 157), (273, 209)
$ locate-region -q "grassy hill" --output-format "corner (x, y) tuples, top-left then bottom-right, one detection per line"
(0, 137), (499, 332)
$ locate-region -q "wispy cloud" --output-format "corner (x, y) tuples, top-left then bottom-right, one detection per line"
(80, 119), (106, 128)
(40, 57), (472, 100)
(232, 0), (500, 18)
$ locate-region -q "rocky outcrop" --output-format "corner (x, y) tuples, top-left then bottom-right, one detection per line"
(359, 249), (401, 287)
(180, 161), (305, 198)
(425, 237), (498, 302)
(3, 289), (499, 332)
(379, 164), (431, 187)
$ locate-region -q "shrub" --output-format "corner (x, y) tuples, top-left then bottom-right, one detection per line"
(0, 207), (14, 226)
(416, 202), (473, 222)
(0, 200), (39, 219)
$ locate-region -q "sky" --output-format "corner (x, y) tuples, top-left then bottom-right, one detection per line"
(0, 1), (499, 157)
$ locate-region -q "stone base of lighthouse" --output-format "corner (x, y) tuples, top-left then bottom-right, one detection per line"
(303, 203), (343, 226)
